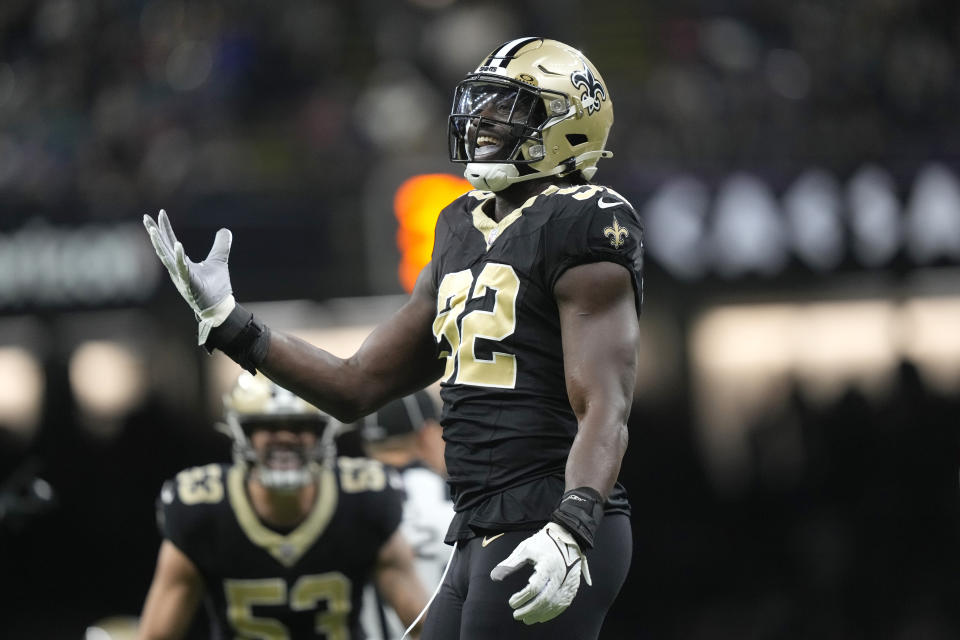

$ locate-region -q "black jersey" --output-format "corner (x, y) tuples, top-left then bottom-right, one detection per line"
(158, 458), (402, 639)
(429, 183), (643, 542)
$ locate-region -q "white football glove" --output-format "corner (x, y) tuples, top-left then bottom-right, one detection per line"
(489, 522), (592, 625)
(143, 209), (236, 345)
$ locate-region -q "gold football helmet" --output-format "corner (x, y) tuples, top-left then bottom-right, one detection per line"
(448, 37), (614, 191)
(222, 373), (333, 491)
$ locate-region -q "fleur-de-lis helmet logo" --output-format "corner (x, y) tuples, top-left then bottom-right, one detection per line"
(603, 215), (629, 249)
(570, 63), (607, 114)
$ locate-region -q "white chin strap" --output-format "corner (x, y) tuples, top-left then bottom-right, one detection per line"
(464, 150), (613, 192)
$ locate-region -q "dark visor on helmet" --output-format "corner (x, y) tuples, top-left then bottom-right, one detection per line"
(448, 77), (554, 164)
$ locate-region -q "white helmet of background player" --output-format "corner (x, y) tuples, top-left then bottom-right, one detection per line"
(448, 37), (614, 192)
(222, 373), (334, 492)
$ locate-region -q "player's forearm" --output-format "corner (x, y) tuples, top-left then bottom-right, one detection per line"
(137, 579), (198, 639)
(137, 543), (203, 640)
(218, 270), (442, 421)
(551, 397), (630, 550)
(136, 622), (189, 640)
(564, 403), (629, 498)
(562, 316), (636, 497)
(261, 330), (442, 422)
(258, 331), (373, 422)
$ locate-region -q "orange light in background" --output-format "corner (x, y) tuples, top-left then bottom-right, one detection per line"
(394, 173), (472, 292)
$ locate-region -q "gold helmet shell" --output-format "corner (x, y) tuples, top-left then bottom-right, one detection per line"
(223, 372), (326, 425)
(449, 37), (614, 190)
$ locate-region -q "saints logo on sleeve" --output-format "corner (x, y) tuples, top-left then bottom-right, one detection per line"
(603, 214), (630, 249)
(540, 184), (644, 315)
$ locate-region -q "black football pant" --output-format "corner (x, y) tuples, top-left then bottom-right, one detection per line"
(420, 514), (631, 640)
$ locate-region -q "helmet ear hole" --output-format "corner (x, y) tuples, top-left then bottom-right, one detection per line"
(565, 133), (588, 146)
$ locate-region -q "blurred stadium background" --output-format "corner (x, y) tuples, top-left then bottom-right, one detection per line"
(1, 0), (959, 638)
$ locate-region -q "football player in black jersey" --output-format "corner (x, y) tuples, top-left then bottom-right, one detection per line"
(136, 373), (427, 639)
(144, 37), (641, 639)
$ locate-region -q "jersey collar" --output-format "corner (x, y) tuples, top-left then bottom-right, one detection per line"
(227, 463), (338, 567)
(470, 185), (555, 249)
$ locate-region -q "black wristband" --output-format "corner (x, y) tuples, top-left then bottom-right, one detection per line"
(204, 304), (271, 374)
(550, 486), (605, 550)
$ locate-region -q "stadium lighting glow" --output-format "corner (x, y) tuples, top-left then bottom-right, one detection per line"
(69, 341), (147, 434)
(689, 295), (960, 487)
(905, 163), (960, 263)
(0, 220), (161, 310)
(393, 173), (472, 292)
(693, 300), (901, 395)
(900, 297), (960, 391)
(643, 163), (960, 280)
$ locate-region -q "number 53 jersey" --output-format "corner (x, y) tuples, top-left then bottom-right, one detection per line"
(157, 458), (402, 639)
(428, 183), (643, 542)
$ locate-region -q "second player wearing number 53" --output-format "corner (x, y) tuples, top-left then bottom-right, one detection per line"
(136, 374), (428, 639)
(143, 37), (643, 638)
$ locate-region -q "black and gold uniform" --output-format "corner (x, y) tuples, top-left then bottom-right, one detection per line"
(429, 183), (642, 543)
(157, 458), (402, 639)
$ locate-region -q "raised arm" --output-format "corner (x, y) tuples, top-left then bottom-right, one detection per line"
(143, 210), (444, 422)
(259, 266), (443, 421)
(374, 528), (430, 639)
(137, 541), (205, 640)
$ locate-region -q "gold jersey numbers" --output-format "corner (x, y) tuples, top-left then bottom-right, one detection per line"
(433, 263), (520, 388)
(176, 464), (224, 505)
(337, 457), (387, 493)
(225, 573), (351, 640)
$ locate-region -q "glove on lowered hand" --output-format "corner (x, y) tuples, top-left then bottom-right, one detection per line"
(489, 522), (591, 625)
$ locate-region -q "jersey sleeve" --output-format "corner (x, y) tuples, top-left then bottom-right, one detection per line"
(429, 197), (462, 290)
(542, 189), (645, 316)
(429, 211), (449, 290)
(429, 190), (491, 290)
(156, 469), (218, 566)
(336, 457), (405, 550)
(365, 464), (405, 548)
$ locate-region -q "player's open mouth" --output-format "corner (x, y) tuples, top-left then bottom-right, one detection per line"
(473, 133), (504, 159)
(265, 447), (306, 470)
